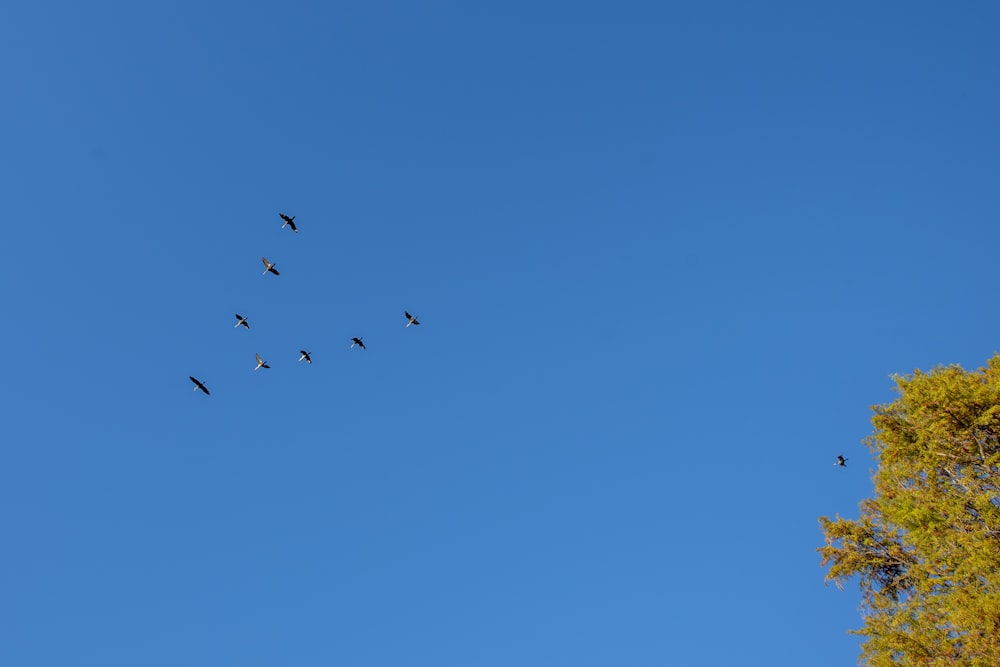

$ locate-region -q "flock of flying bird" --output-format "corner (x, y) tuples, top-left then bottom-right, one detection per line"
(188, 214), (420, 396)
(187, 214), (855, 469)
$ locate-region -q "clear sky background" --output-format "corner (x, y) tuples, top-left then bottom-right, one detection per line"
(2, 2), (998, 665)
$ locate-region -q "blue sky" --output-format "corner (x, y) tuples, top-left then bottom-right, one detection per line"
(2, 2), (998, 665)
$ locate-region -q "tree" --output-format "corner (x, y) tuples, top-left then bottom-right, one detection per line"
(820, 356), (1000, 666)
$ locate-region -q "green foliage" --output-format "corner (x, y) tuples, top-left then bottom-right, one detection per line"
(820, 356), (1000, 666)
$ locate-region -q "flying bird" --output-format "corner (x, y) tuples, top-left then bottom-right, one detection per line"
(298, 350), (312, 364)
(254, 353), (270, 370)
(234, 313), (250, 329)
(835, 455), (848, 467)
(351, 337), (366, 350)
(405, 311), (420, 327)
(189, 376), (210, 395)
(262, 257), (280, 275)
(279, 213), (297, 233)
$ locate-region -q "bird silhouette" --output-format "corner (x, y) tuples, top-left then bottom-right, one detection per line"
(234, 314), (250, 329)
(298, 350), (312, 364)
(254, 353), (270, 370)
(835, 455), (848, 467)
(405, 311), (420, 327)
(351, 337), (366, 350)
(189, 376), (210, 395)
(262, 257), (280, 275)
(279, 213), (297, 233)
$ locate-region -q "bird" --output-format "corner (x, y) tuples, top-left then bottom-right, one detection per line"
(279, 213), (298, 233)
(234, 313), (250, 329)
(351, 337), (366, 350)
(298, 350), (312, 364)
(835, 455), (848, 467)
(405, 311), (420, 327)
(189, 376), (210, 395)
(262, 257), (280, 275)
(254, 353), (270, 370)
